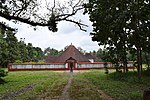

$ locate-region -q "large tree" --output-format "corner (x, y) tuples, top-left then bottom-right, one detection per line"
(1, 0), (88, 32)
(0, 23), (44, 66)
(84, 0), (150, 73)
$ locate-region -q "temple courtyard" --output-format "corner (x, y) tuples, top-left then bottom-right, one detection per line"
(0, 69), (149, 100)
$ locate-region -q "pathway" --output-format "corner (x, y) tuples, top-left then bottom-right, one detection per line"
(59, 71), (112, 100)
(59, 72), (73, 100)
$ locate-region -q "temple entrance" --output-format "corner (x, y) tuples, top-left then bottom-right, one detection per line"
(69, 62), (74, 72)
(66, 57), (76, 72)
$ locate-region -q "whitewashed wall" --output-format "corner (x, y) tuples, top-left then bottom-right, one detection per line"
(77, 63), (105, 68)
(9, 62), (134, 70)
(10, 64), (66, 69)
(76, 63), (133, 68)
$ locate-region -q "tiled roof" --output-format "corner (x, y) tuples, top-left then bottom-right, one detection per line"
(45, 45), (103, 63)
(45, 55), (58, 63)
(55, 45), (90, 62)
(85, 53), (102, 62)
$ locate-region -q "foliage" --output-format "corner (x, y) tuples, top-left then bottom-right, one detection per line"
(43, 47), (60, 56)
(0, 0), (87, 32)
(84, 0), (150, 74)
(0, 68), (7, 84)
(96, 48), (110, 62)
(0, 23), (43, 67)
(15, 60), (23, 64)
(23, 61), (45, 64)
(142, 69), (150, 76)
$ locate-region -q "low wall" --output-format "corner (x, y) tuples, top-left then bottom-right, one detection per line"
(76, 62), (112, 69)
(8, 63), (68, 71)
(8, 62), (134, 71)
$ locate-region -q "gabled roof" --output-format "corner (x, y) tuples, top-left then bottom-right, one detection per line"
(45, 44), (103, 63)
(45, 55), (58, 63)
(55, 45), (90, 62)
(85, 53), (102, 62)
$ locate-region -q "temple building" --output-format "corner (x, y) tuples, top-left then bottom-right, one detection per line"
(45, 44), (100, 63)
(8, 44), (133, 71)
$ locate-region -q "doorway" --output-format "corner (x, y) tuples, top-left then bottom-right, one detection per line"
(66, 57), (76, 72)
(69, 62), (74, 72)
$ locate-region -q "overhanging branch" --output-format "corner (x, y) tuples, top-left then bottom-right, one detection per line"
(0, 12), (49, 26)
(0, 22), (16, 31)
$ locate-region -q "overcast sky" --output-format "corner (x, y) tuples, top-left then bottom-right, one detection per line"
(0, 1), (100, 52)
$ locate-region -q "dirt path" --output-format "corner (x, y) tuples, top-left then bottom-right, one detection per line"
(97, 89), (112, 100)
(59, 71), (112, 100)
(2, 84), (35, 100)
(59, 72), (73, 100)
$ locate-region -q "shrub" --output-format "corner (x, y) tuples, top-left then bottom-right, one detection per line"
(0, 68), (8, 84)
(143, 69), (150, 76)
(15, 60), (23, 63)
(24, 61), (45, 64)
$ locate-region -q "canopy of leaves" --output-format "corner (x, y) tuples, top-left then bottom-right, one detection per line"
(0, 23), (43, 67)
(84, 0), (150, 72)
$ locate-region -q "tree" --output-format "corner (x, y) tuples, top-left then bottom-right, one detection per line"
(0, 26), (8, 67)
(17, 39), (29, 62)
(33, 47), (43, 62)
(1, 0), (88, 32)
(84, 0), (150, 73)
(26, 43), (34, 61)
(43, 47), (59, 56)
(96, 48), (109, 62)
(4, 30), (19, 66)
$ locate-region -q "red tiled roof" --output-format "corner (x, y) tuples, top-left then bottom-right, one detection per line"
(55, 45), (90, 62)
(45, 55), (58, 63)
(45, 45), (103, 63)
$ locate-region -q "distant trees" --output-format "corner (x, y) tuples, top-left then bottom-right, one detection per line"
(0, 23), (43, 67)
(43, 47), (60, 56)
(84, 0), (150, 73)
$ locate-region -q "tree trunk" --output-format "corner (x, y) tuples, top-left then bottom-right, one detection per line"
(145, 52), (150, 70)
(140, 48), (142, 72)
(137, 46), (142, 74)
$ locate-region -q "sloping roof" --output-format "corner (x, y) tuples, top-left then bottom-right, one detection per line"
(85, 53), (102, 62)
(45, 55), (58, 63)
(55, 45), (90, 62)
(45, 44), (104, 63)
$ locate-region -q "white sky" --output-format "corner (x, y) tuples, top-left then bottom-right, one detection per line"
(0, 0), (100, 52)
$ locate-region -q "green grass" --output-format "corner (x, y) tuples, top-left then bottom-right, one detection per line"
(69, 73), (103, 100)
(0, 71), (68, 100)
(71, 70), (150, 100)
(0, 69), (150, 100)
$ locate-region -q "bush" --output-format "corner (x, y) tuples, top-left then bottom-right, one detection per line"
(0, 68), (8, 84)
(129, 91), (142, 100)
(143, 69), (150, 76)
(24, 61), (45, 64)
(15, 60), (23, 63)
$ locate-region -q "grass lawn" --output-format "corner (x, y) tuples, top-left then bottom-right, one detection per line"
(69, 70), (150, 100)
(0, 70), (68, 100)
(0, 69), (150, 100)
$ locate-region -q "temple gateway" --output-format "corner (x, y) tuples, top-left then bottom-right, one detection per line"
(9, 44), (133, 71)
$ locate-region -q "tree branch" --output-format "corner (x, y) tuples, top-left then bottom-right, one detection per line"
(0, 22), (16, 31)
(65, 19), (88, 32)
(1, 0), (88, 32)
(0, 12), (49, 26)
